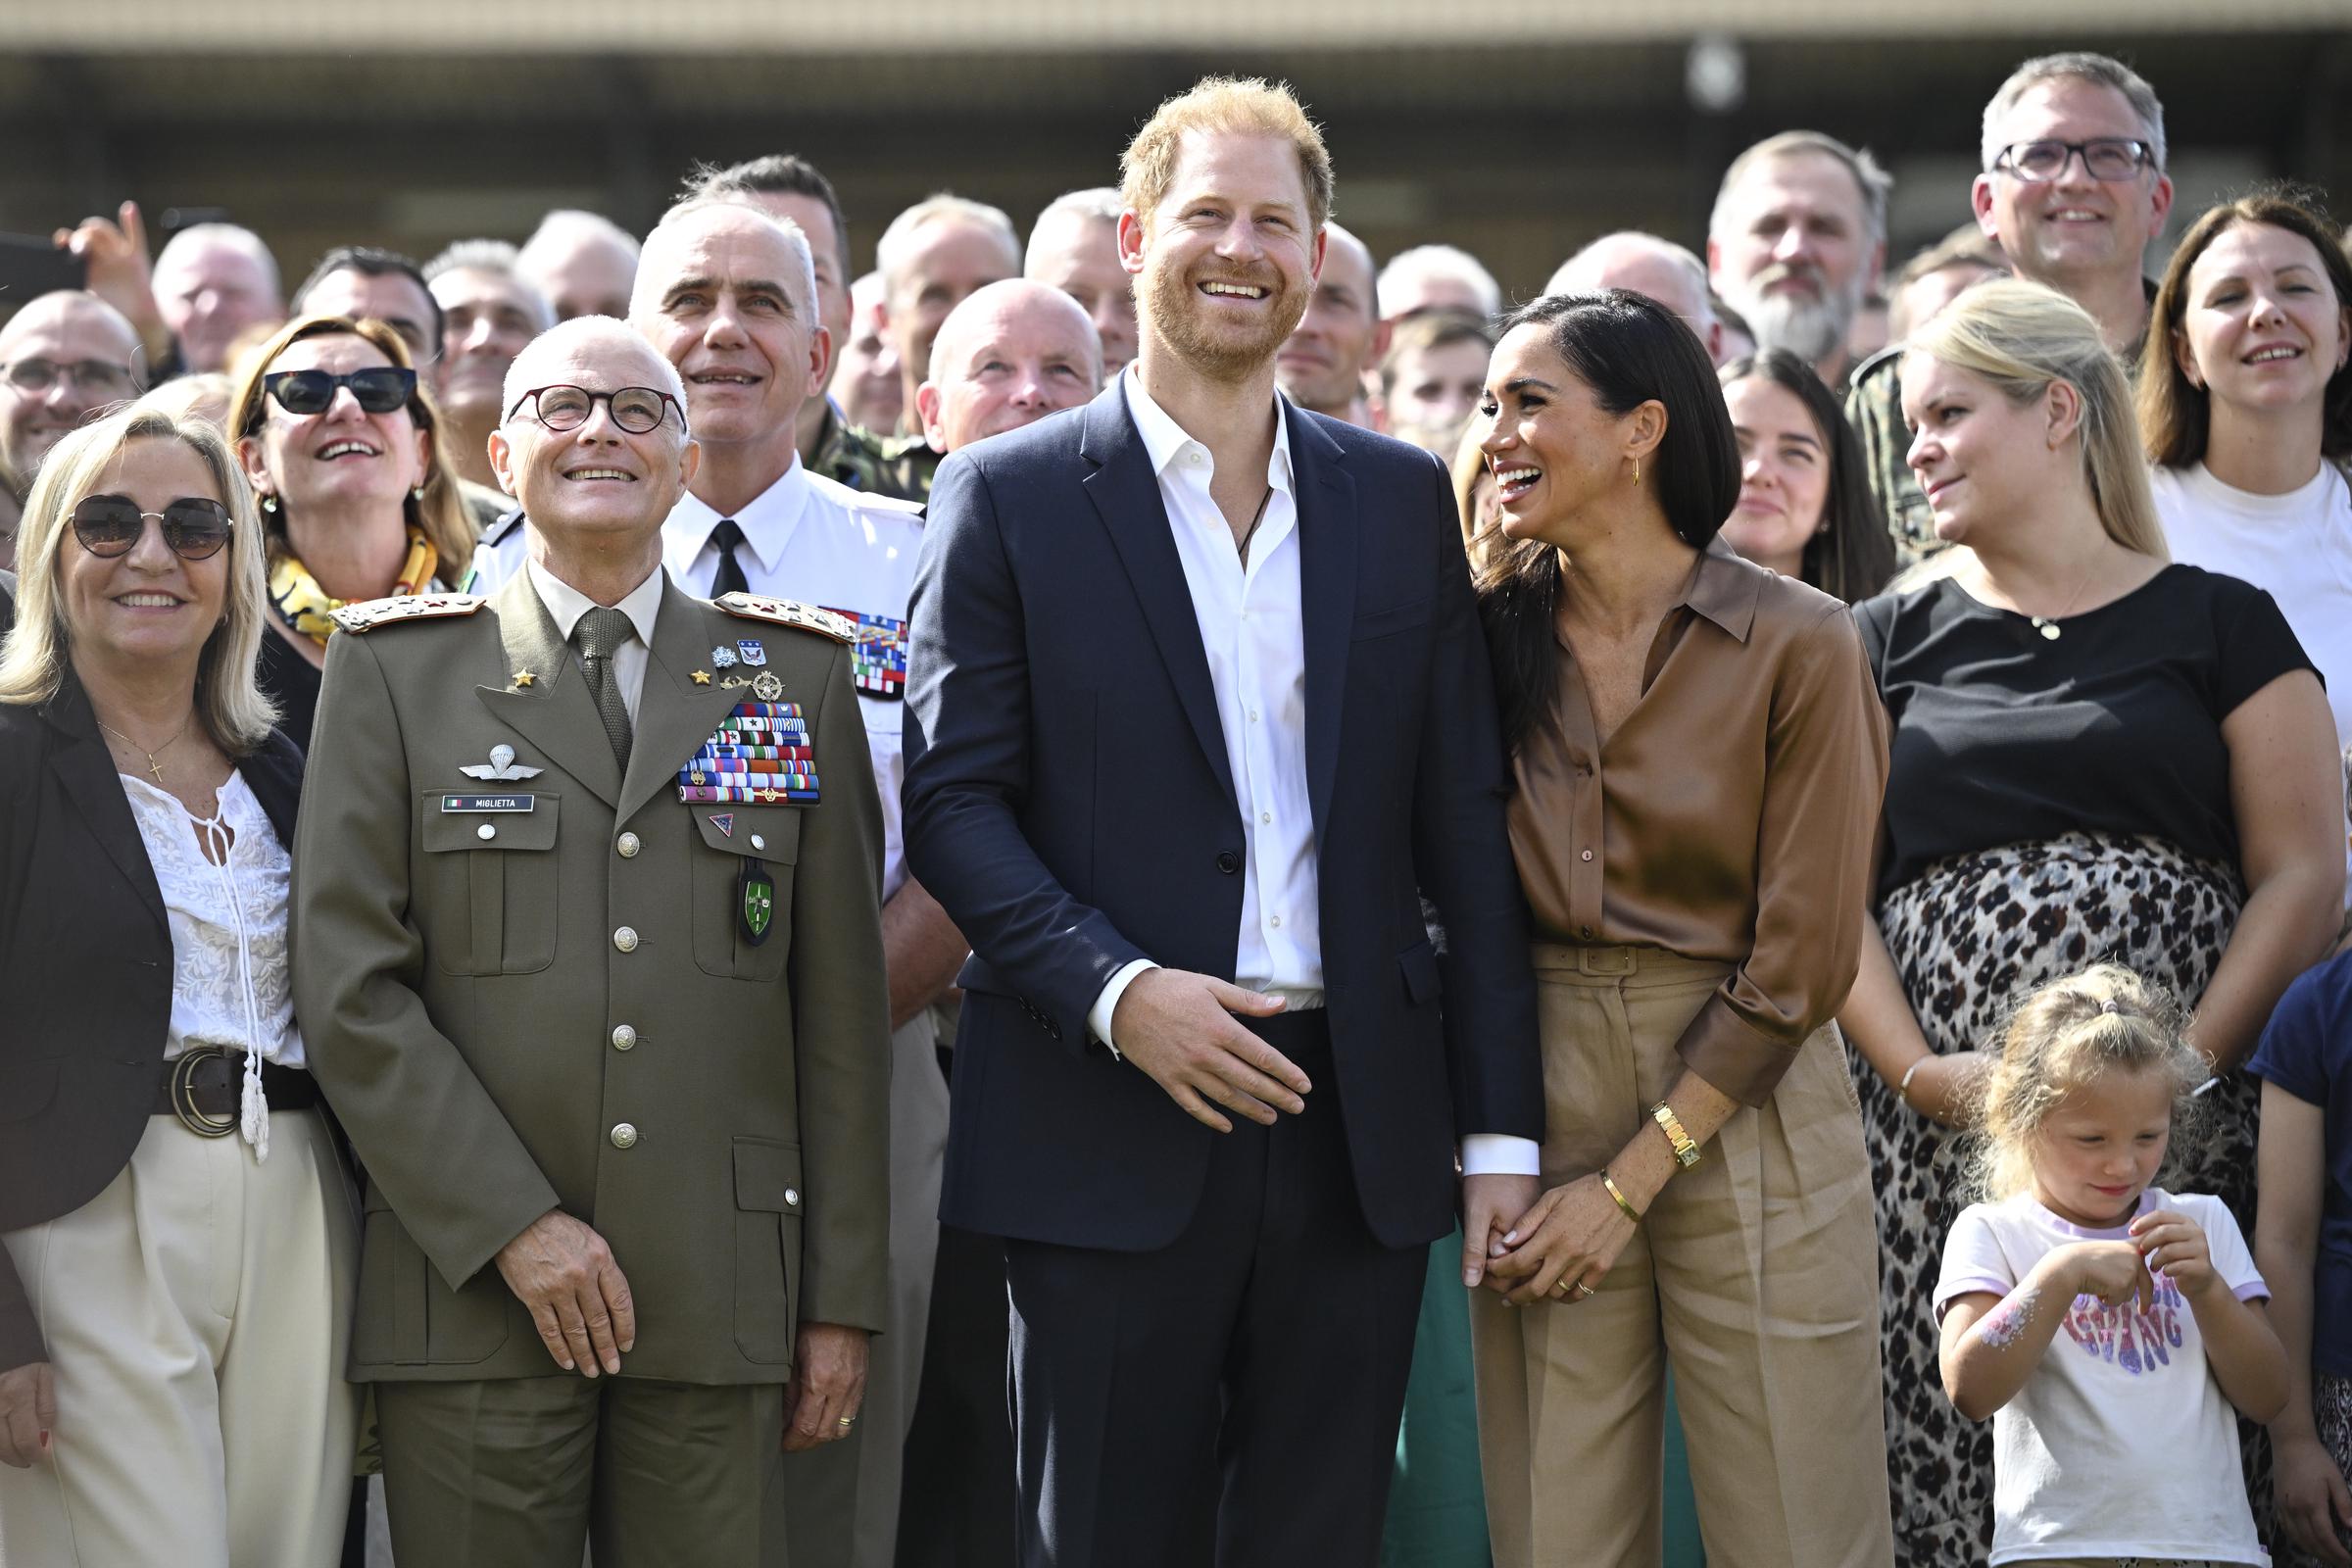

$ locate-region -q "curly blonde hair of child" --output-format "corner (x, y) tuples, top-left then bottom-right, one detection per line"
(1972, 963), (2212, 1202)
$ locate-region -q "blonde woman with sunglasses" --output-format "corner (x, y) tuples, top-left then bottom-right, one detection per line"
(0, 404), (358, 1567)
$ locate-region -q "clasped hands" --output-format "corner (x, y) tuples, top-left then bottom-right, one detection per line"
(1464, 1171), (1642, 1306)
(495, 1207), (865, 1449)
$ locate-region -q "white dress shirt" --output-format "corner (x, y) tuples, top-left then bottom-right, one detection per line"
(525, 556), (663, 723)
(1086, 372), (1540, 1178)
(1088, 368), (1323, 1047)
(662, 457), (926, 900)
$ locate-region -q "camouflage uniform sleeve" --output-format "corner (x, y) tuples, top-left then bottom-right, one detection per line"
(1843, 349), (1939, 566)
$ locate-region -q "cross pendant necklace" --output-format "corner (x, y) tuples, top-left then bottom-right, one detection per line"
(98, 710), (194, 786)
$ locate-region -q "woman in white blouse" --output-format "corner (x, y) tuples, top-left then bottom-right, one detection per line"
(0, 404), (357, 1566)
(2141, 192), (2352, 800)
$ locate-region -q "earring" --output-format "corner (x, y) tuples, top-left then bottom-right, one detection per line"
(1632, 455), (1642, 488)
(411, 484), (424, 502)
(260, 493), (277, 514)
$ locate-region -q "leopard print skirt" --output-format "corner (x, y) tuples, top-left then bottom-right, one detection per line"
(1860, 832), (2254, 1568)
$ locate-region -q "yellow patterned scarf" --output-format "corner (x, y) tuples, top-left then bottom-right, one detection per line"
(269, 528), (440, 645)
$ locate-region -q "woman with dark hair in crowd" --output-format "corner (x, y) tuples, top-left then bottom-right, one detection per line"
(1839, 277), (2344, 1565)
(2142, 190), (2352, 836)
(227, 313), (474, 751)
(1467, 289), (1894, 1567)
(1717, 348), (1897, 604)
(0, 405), (356, 1564)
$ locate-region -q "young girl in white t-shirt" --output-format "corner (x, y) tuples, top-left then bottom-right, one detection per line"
(1935, 963), (2290, 1567)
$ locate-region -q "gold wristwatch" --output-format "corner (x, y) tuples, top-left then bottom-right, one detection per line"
(1650, 1102), (1701, 1168)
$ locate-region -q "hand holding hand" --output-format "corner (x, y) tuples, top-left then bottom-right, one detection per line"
(782, 1322), (869, 1451)
(1483, 1173), (1639, 1307)
(0, 1361), (54, 1468)
(1108, 968), (1309, 1134)
(2130, 1208), (2218, 1299)
(2062, 1239), (2156, 1314)
(1461, 1172), (1539, 1288)
(494, 1208), (637, 1377)
(2273, 1431), (2352, 1566)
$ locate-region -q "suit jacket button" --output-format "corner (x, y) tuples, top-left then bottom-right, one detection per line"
(616, 832), (641, 858)
(610, 1122), (639, 1150)
(611, 1025), (637, 1051)
(1215, 851), (1239, 874)
(613, 926), (639, 953)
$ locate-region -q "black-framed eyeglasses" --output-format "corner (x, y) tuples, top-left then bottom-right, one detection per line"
(3, 358), (138, 396)
(262, 367), (417, 419)
(70, 495), (235, 560)
(1991, 138), (2157, 182)
(507, 384), (685, 435)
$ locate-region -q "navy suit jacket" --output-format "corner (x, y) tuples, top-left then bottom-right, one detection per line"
(905, 382), (1542, 1252)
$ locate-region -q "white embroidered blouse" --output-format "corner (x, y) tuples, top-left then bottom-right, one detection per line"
(121, 770), (306, 1155)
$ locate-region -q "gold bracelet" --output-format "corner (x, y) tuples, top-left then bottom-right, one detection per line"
(1650, 1102), (1700, 1168)
(1601, 1172), (1643, 1224)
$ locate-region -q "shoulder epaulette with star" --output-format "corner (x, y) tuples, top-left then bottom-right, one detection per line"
(714, 592), (856, 645)
(328, 595), (487, 634)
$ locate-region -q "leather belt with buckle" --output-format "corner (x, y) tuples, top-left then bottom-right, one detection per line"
(154, 1044), (323, 1137)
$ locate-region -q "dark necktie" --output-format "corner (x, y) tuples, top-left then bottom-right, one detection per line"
(572, 606), (635, 766)
(710, 518), (750, 599)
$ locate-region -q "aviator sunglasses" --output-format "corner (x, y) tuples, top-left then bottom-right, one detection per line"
(70, 495), (236, 561)
(262, 367), (417, 418)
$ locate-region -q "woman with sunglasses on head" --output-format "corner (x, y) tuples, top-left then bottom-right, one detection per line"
(227, 312), (475, 751)
(0, 403), (358, 1566)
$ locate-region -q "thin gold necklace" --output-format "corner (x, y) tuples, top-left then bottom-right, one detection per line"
(2029, 556), (2104, 642)
(97, 710), (195, 786)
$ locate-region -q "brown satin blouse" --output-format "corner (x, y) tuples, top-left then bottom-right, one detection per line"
(1506, 542), (1890, 1105)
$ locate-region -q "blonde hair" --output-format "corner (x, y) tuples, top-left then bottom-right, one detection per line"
(227, 314), (477, 575)
(1906, 278), (2169, 561)
(1120, 76), (1334, 235)
(0, 406), (279, 754)
(1974, 964), (2210, 1200)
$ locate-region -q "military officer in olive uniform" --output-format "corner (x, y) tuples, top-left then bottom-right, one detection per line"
(293, 316), (891, 1568)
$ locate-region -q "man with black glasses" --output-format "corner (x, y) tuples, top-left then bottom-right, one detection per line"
(0, 291), (142, 496)
(1847, 52), (2174, 556)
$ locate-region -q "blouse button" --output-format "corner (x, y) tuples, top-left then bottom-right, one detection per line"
(1580, 849), (1593, 861)
(1581, 925), (1594, 939)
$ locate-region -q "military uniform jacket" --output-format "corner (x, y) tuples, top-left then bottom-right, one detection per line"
(291, 569), (892, 1385)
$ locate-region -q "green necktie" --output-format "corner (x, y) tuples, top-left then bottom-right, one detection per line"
(572, 605), (635, 767)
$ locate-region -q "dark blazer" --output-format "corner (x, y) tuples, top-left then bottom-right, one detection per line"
(905, 382), (1543, 1253)
(0, 675), (304, 1370)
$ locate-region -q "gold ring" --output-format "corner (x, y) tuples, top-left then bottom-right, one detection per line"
(1571, 1281), (1595, 1299)
(836, 1417), (856, 1429)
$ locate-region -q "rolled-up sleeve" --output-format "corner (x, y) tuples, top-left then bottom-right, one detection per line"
(1674, 604), (1889, 1105)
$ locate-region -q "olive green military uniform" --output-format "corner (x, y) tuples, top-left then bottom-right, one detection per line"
(292, 569), (891, 1567)
(812, 405), (941, 505)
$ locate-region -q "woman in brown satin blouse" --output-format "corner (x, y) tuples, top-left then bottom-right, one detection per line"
(1465, 290), (1895, 1568)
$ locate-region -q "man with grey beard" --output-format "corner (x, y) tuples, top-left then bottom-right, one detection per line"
(1706, 130), (1889, 387)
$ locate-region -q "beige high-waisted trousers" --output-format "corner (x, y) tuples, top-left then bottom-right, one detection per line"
(0, 1108), (359, 1568)
(1470, 944), (1894, 1568)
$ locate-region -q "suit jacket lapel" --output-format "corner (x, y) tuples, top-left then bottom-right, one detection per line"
(473, 570), (623, 806)
(45, 679), (167, 939)
(617, 581), (750, 827)
(1079, 383), (1239, 811)
(1289, 405), (1355, 854)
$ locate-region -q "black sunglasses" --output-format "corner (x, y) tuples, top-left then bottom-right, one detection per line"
(262, 367), (417, 418)
(71, 495), (235, 561)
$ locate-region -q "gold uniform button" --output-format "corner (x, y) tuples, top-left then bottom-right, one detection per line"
(610, 1123), (638, 1150)
(613, 926), (639, 953)
(616, 832), (641, 858)
(611, 1025), (637, 1051)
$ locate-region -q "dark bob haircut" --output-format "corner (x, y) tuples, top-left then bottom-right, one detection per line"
(1476, 289), (1741, 751)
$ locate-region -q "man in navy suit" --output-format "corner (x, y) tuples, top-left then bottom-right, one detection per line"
(904, 76), (1544, 1566)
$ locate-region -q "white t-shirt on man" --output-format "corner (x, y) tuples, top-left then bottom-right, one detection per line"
(1933, 1189), (2267, 1566)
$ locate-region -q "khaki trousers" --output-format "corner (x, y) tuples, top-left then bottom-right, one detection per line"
(780, 1010), (947, 1568)
(1470, 945), (1893, 1568)
(0, 1109), (360, 1568)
